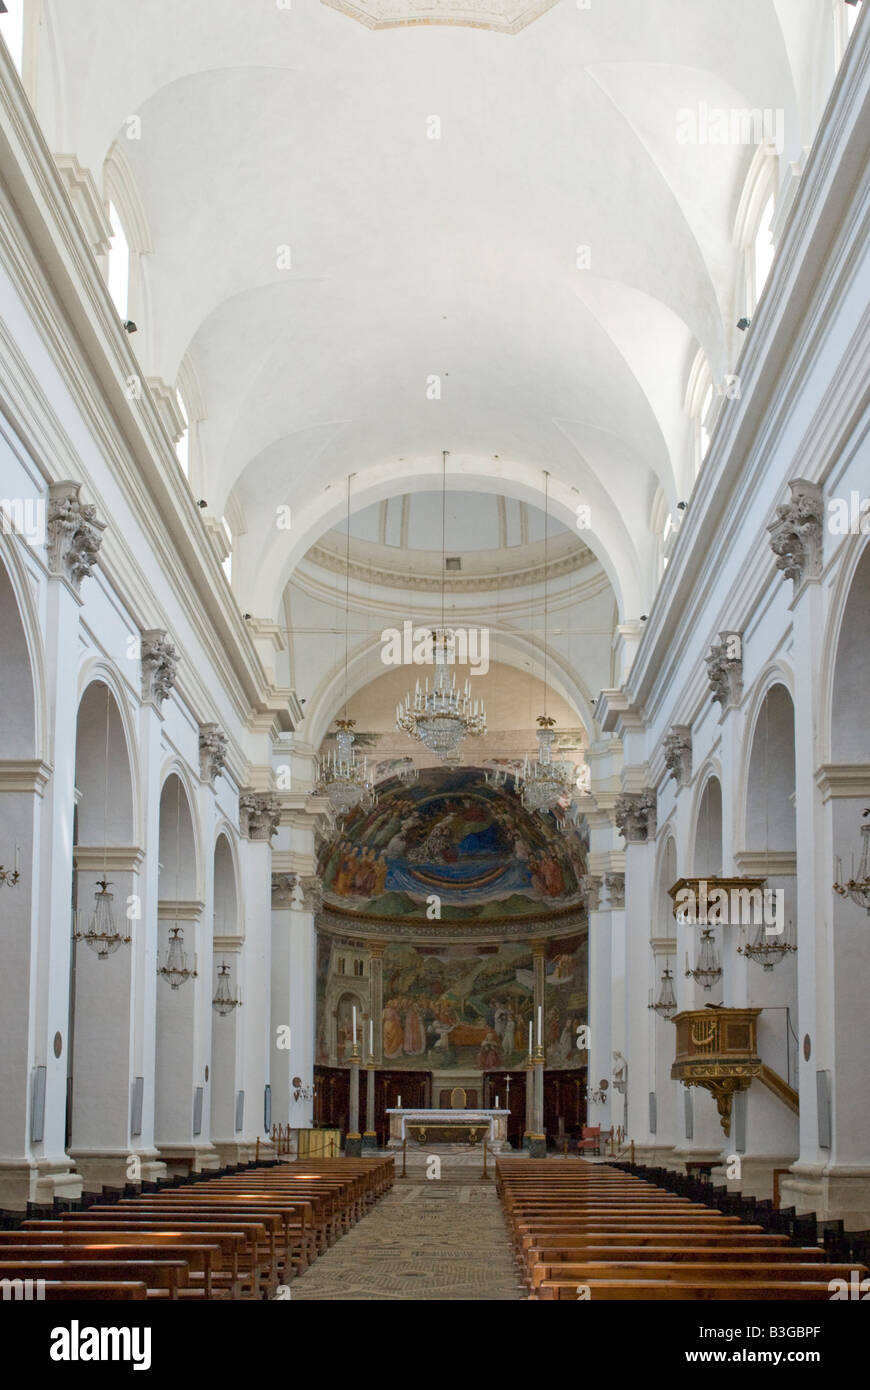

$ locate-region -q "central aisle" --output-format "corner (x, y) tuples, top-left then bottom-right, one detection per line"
(289, 1153), (524, 1301)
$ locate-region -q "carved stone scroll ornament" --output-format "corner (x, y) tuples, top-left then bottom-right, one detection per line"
(614, 790), (657, 843)
(47, 481), (106, 593)
(240, 792), (281, 842)
(140, 630), (178, 706)
(199, 724), (228, 784)
(705, 632), (743, 709)
(767, 479), (824, 589)
(663, 726), (692, 787)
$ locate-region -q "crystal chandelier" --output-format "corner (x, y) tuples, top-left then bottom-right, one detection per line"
(316, 475), (376, 816)
(318, 718), (375, 815)
(516, 472), (574, 814)
(648, 962), (678, 1017)
(74, 878), (132, 959)
(397, 629), (486, 759)
(159, 924), (198, 990)
(685, 927), (722, 991)
(518, 715), (574, 813)
(738, 917), (797, 971)
(396, 451), (486, 759)
(833, 809), (870, 913)
(212, 959), (241, 1015)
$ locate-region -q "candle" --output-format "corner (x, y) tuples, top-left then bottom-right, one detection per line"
(352, 1006), (357, 1042)
(370, 1019), (374, 1052)
(495, 1096), (500, 1108)
(14, 844), (20, 872)
(528, 1021), (533, 1054)
(537, 1006), (542, 1046)
(397, 1095), (401, 1109)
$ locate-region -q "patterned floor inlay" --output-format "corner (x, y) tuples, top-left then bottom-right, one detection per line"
(287, 1159), (524, 1301)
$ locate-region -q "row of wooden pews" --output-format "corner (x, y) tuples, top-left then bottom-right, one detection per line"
(0, 1156), (393, 1301)
(497, 1158), (865, 1301)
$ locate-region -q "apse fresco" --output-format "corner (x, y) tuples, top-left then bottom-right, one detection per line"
(317, 769), (587, 920)
(315, 932), (587, 1071)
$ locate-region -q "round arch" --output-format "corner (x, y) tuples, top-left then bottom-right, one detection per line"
(157, 765), (202, 903)
(819, 533), (870, 765)
(0, 534), (46, 762)
(688, 766), (723, 877)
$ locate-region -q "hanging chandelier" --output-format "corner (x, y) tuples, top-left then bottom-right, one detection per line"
(685, 927), (722, 991)
(396, 452), (486, 760)
(516, 472), (574, 814)
(738, 918), (797, 971)
(212, 959), (241, 1015)
(648, 962), (678, 1018)
(159, 924), (198, 990)
(397, 629), (486, 759)
(315, 475), (376, 816)
(833, 809), (870, 913)
(74, 878), (132, 959)
(318, 718), (375, 815)
(518, 715), (574, 813)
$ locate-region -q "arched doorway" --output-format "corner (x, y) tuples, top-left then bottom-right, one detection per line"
(210, 831), (244, 1162)
(154, 772), (214, 1170)
(68, 678), (139, 1189)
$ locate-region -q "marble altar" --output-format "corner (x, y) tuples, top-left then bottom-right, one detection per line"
(386, 1108), (510, 1150)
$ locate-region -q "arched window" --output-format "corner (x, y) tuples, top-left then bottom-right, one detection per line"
(221, 517), (233, 584)
(175, 390), (190, 477)
(0, 0), (24, 73)
(684, 349), (715, 482)
(752, 193), (776, 306)
(107, 201), (130, 320)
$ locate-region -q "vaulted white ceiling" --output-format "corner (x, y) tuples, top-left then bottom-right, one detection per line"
(36, 0), (829, 626)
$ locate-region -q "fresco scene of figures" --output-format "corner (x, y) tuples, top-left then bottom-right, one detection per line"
(317, 769), (588, 921)
(315, 933), (587, 1071)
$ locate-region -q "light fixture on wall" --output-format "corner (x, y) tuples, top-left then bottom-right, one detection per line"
(0, 845), (20, 887)
(74, 683), (132, 958)
(516, 471), (574, 815)
(834, 809), (870, 913)
(212, 960), (241, 1015)
(158, 778), (197, 988)
(396, 452), (486, 759)
(648, 962), (678, 1017)
(316, 474), (376, 816)
(685, 927), (722, 991)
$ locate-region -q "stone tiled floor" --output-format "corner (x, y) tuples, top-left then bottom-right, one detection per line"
(287, 1156), (524, 1301)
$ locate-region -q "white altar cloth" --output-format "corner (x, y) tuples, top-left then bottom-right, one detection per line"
(386, 1108), (510, 1149)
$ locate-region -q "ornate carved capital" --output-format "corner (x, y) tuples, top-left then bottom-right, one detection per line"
(140, 629), (178, 706)
(271, 873), (298, 908)
(199, 723), (228, 784)
(767, 478), (824, 589)
(240, 791), (281, 841)
(705, 631), (743, 709)
(605, 873), (625, 910)
(614, 789), (657, 843)
(47, 481), (106, 592)
(581, 873), (603, 912)
(663, 726), (692, 787)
